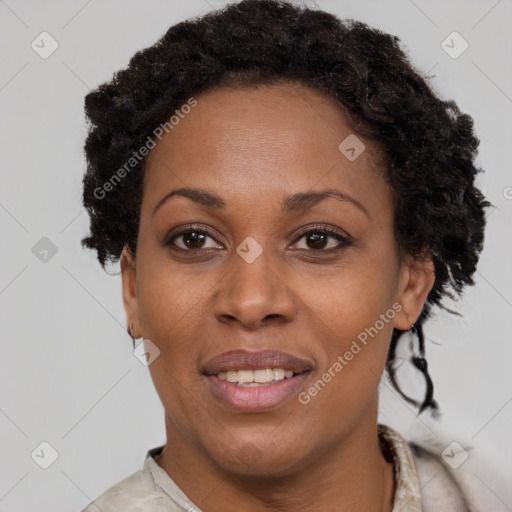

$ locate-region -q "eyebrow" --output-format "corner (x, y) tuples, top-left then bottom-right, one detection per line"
(152, 186), (369, 217)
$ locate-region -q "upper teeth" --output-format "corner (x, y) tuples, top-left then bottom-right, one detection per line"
(218, 368), (294, 384)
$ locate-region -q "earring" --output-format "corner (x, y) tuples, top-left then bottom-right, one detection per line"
(409, 324), (426, 371)
(409, 322), (437, 414)
(385, 322), (438, 416)
(127, 322), (136, 350)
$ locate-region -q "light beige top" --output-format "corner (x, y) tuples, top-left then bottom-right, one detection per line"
(81, 424), (509, 511)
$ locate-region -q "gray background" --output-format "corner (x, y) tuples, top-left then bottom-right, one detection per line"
(1, 0), (511, 510)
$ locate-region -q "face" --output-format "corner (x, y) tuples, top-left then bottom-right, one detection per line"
(121, 82), (434, 476)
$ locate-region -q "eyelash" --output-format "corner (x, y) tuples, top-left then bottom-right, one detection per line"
(164, 223), (353, 255)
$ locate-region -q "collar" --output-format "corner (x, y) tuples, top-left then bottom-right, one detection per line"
(144, 424), (423, 511)
(379, 424), (423, 511)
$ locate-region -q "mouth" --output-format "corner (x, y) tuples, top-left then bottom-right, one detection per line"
(202, 349), (313, 413)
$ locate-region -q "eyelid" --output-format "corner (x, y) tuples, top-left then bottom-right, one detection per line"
(164, 224), (224, 245)
(164, 222), (354, 254)
(289, 224), (354, 254)
(292, 223), (353, 242)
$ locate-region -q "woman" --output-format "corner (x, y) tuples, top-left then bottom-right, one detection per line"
(80, 1), (501, 510)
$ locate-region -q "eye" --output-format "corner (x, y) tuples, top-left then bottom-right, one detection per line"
(290, 225), (353, 253)
(164, 225), (223, 251)
(164, 223), (353, 254)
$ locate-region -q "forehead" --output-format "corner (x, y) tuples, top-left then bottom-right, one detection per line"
(142, 82), (389, 215)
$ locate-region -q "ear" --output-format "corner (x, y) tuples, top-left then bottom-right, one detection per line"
(120, 245), (140, 339)
(393, 252), (436, 330)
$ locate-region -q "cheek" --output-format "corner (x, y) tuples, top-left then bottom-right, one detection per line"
(297, 284), (396, 438)
(135, 247), (210, 369)
(134, 261), (212, 419)
(293, 242), (399, 412)
(299, 266), (396, 380)
(296, 239), (399, 334)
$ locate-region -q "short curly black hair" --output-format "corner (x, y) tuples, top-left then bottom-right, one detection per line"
(81, 0), (490, 414)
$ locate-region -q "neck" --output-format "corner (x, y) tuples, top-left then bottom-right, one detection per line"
(156, 413), (395, 512)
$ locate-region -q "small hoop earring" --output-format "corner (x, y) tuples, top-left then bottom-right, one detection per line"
(127, 322), (136, 349)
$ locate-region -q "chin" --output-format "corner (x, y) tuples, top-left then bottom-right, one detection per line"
(205, 432), (311, 478)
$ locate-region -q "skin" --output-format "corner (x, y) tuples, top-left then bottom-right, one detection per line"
(120, 82), (435, 512)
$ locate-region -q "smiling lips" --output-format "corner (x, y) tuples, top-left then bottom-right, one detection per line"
(202, 349), (313, 413)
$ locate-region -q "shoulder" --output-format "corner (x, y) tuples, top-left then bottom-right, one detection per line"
(409, 438), (511, 512)
(80, 466), (182, 512)
(380, 423), (510, 512)
(409, 441), (471, 511)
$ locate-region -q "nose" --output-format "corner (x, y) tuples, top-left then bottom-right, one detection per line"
(213, 244), (297, 330)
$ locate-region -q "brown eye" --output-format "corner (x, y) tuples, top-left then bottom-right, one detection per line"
(291, 226), (353, 253)
(304, 232), (329, 250)
(179, 231), (207, 249)
(165, 227), (223, 251)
